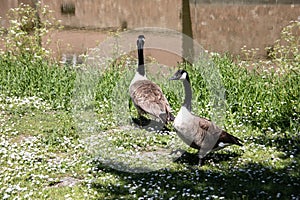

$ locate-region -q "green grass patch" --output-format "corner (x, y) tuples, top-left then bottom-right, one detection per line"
(1, 49), (299, 198)
(0, 5), (299, 198)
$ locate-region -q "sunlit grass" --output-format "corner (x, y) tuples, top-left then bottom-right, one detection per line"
(0, 4), (299, 198)
(1, 49), (299, 198)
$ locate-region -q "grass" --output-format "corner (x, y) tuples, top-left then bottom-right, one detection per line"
(0, 5), (299, 199)
(0, 50), (299, 199)
(0, 56), (76, 110)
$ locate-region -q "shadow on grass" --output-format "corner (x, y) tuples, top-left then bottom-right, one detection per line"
(131, 116), (152, 127)
(131, 116), (172, 133)
(250, 132), (300, 159)
(174, 150), (242, 166)
(90, 156), (300, 199)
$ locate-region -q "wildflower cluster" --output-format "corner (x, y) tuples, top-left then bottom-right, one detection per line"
(0, 2), (62, 61)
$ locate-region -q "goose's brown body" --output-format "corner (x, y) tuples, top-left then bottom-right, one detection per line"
(130, 80), (174, 123)
(129, 35), (174, 123)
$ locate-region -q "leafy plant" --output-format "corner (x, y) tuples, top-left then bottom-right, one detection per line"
(266, 20), (300, 71)
(0, 6), (299, 199)
(0, 2), (62, 61)
(229, 20), (300, 133)
(0, 3), (74, 110)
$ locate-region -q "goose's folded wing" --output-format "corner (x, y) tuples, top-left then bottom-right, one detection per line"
(196, 116), (212, 131)
(131, 80), (171, 118)
(184, 116), (211, 149)
(196, 116), (243, 149)
(193, 116), (223, 153)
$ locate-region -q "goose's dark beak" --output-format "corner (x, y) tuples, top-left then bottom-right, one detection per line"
(169, 76), (178, 80)
(169, 71), (181, 80)
(169, 69), (187, 81)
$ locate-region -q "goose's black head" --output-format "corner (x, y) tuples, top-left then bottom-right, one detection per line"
(169, 69), (189, 82)
(137, 35), (145, 50)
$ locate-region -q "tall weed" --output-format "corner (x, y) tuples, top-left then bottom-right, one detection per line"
(216, 21), (299, 133)
(0, 3), (74, 110)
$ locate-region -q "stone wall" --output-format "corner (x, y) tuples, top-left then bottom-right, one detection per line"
(43, 0), (181, 30)
(190, 4), (300, 54)
(0, 0), (299, 57)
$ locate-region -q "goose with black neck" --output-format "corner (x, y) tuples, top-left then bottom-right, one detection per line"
(170, 69), (243, 166)
(129, 35), (174, 125)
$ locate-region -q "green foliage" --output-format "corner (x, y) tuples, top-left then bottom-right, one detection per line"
(266, 20), (300, 70)
(0, 3), (62, 60)
(93, 56), (135, 129)
(0, 3), (74, 110)
(0, 4), (299, 199)
(95, 64), (123, 108)
(0, 56), (76, 110)
(216, 21), (300, 133)
(214, 54), (299, 132)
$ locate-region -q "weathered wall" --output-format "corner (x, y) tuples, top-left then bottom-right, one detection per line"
(0, 0), (299, 58)
(42, 0), (182, 30)
(190, 4), (300, 54)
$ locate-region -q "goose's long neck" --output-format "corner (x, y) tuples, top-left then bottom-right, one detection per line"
(183, 79), (192, 111)
(137, 48), (145, 76)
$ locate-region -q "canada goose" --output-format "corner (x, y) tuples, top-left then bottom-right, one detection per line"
(129, 35), (174, 124)
(170, 69), (242, 165)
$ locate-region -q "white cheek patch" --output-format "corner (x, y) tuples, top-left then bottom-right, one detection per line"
(180, 72), (187, 80)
